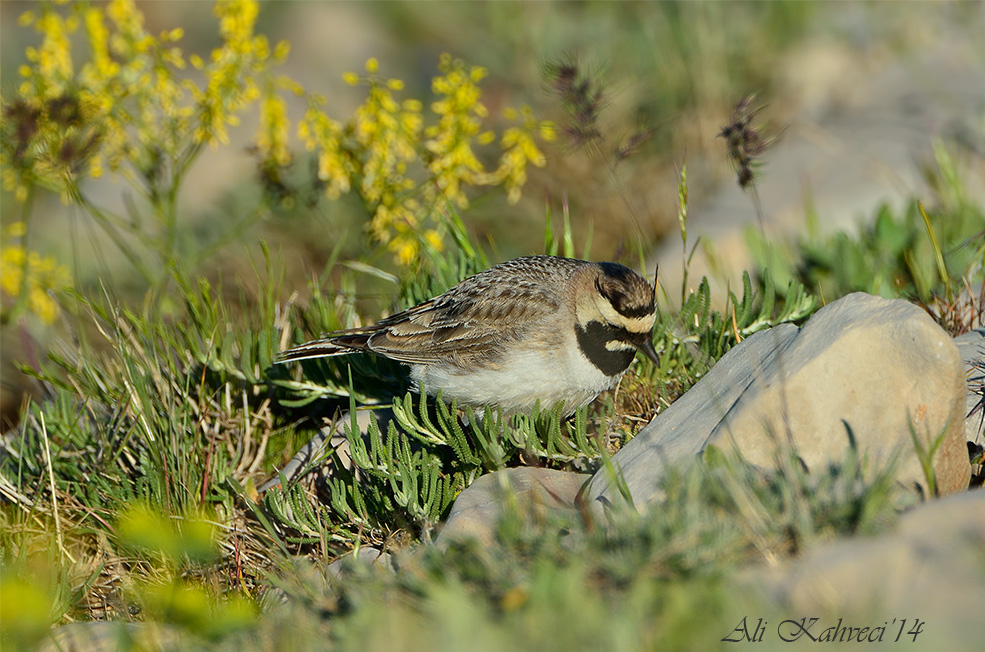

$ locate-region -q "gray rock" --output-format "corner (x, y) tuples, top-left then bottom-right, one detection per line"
(896, 484), (985, 545)
(587, 293), (970, 515)
(953, 328), (984, 444)
(326, 545), (395, 579)
(435, 467), (590, 548)
(261, 549), (394, 612)
(258, 407), (396, 493)
(750, 488), (985, 650)
(589, 324), (801, 511)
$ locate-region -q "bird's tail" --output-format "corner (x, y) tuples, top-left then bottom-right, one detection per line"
(275, 333), (372, 363)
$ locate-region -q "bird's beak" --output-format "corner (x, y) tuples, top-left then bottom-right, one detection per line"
(635, 334), (660, 366)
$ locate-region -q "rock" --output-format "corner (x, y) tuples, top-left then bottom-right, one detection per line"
(589, 323), (801, 510)
(953, 328), (984, 444)
(896, 485), (985, 545)
(708, 293), (970, 495)
(261, 549), (394, 613)
(326, 546), (395, 579)
(435, 467), (590, 548)
(586, 293), (970, 514)
(749, 488), (985, 650)
(258, 407), (396, 493)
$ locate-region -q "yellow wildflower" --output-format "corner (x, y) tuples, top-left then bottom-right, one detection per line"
(0, 246), (25, 297)
(28, 282), (62, 325)
(273, 40), (291, 62)
(386, 209), (425, 267)
(298, 106), (352, 199)
(4, 223), (27, 238)
(423, 54), (492, 209)
(194, 0), (268, 147)
(423, 229), (444, 252)
(35, 9), (75, 88)
(215, 0), (259, 49)
(0, 223), (70, 325)
(257, 91), (291, 167)
(496, 105), (551, 203)
(6, 0), (555, 274)
(351, 76), (420, 205)
(82, 7), (118, 83)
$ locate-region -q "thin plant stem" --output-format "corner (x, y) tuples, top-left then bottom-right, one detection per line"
(69, 183), (156, 284)
(11, 184), (36, 322)
(41, 410), (77, 564)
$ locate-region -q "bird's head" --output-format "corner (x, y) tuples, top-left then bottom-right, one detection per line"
(574, 262), (659, 374)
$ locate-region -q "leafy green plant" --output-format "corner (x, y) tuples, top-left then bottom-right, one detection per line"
(256, 442), (907, 652)
(264, 384), (602, 543)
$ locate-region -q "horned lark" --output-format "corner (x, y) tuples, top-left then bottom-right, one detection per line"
(278, 255), (659, 415)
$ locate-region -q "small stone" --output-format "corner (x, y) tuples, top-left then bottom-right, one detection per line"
(435, 467), (590, 548)
(258, 407), (396, 492)
(326, 546), (394, 579)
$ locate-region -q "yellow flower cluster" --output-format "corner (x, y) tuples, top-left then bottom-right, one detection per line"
(3, 1), (556, 269)
(258, 91), (291, 169)
(314, 55), (556, 265)
(2, 0), (289, 201)
(298, 104), (352, 200)
(425, 54), (494, 208)
(499, 106), (557, 204)
(193, 0), (280, 149)
(0, 223), (70, 325)
(347, 60), (430, 263)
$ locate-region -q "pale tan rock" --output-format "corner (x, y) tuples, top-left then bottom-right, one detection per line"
(706, 293), (970, 496)
(326, 546), (394, 579)
(436, 467), (589, 548)
(750, 489), (985, 651)
(587, 292), (971, 515)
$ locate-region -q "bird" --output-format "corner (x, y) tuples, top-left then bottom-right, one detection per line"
(277, 255), (659, 415)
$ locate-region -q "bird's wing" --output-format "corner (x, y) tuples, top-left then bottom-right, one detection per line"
(365, 278), (565, 366)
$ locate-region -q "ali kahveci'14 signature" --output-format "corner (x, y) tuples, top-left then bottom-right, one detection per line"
(722, 617), (925, 643)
